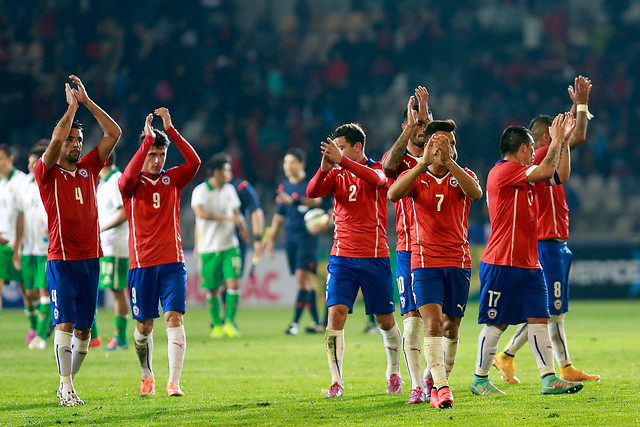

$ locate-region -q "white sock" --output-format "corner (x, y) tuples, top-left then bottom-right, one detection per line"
(166, 326), (186, 385)
(443, 336), (459, 378)
(424, 336), (447, 389)
(134, 328), (154, 379)
(548, 314), (571, 367)
(54, 330), (73, 392)
(402, 317), (424, 390)
(423, 365), (432, 381)
(475, 325), (504, 376)
(325, 328), (344, 385)
(528, 323), (555, 377)
(504, 323), (528, 356)
(71, 335), (90, 379)
(379, 323), (401, 379)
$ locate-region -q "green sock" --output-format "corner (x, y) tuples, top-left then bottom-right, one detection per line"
(37, 303), (51, 339)
(26, 309), (38, 330)
(207, 296), (221, 326)
(115, 316), (128, 342)
(91, 319), (99, 337)
(225, 290), (240, 324)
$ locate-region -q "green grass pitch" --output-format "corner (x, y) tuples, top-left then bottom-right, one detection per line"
(1, 300), (638, 426)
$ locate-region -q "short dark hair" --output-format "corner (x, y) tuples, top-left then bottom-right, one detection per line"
(139, 128), (170, 148)
(425, 120), (456, 141)
(528, 114), (553, 142)
(500, 126), (533, 157)
(285, 148), (306, 164)
(71, 120), (83, 131)
(333, 123), (366, 149)
(0, 144), (12, 157)
(29, 142), (48, 159)
(207, 153), (231, 174)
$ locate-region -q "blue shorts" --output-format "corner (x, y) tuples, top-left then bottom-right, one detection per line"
(47, 259), (99, 329)
(412, 267), (471, 317)
(478, 262), (549, 325)
(128, 262), (187, 321)
(538, 240), (572, 314)
(396, 251), (416, 315)
(325, 255), (395, 315)
(285, 236), (318, 275)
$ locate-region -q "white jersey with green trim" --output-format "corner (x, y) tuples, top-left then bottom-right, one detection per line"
(191, 181), (240, 254)
(97, 168), (129, 258)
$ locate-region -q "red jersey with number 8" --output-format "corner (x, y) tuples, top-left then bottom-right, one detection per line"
(35, 147), (105, 261)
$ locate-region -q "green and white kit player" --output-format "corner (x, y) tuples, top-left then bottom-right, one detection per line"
(0, 145), (28, 326)
(14, 145), (51, 349)
(191, 153), (249, 339)
(97, 160), (130, 350)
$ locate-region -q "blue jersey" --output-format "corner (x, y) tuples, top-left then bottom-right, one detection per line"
(276, 178), (314, 242)
(231, 178), (262, 258)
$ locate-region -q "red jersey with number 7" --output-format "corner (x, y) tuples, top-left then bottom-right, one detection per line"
(34, 147), (105, 261)
(119, 126), (200, 268)
(402, 168), (477, 269)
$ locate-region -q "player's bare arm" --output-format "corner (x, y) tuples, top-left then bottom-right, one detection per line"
(193, 205), (237, 223)
(382, 96), (418, 174)
(69, 75), (122, 163)
(251, 208), (265, 251)
(43, 84), (79, 170)
(527, 113), (568, 182)
(234, 210), (251, 242)
(265, 214), (285, 258)
(436, 139), (483, 201)
(11, 212), (24, 270)
(388, 137), (435, 202)
(567, 75), (592, 150)
(99, 207), (127, 232)
(554, 112), (576, 183)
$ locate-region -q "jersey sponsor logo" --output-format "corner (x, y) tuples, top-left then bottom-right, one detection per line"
(487, 308), (498, 319)
(161, 176), (171, 185)
(78, 168), (89, 178)
(449, 176), (459, 187)
(554, 299), (562, 310)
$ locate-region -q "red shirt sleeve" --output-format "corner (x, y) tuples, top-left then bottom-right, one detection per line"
(339, 156), (386, 187)
(307, 167), (334, 198)
(119, 135), (153, 196)
(165, 126), (201, 188)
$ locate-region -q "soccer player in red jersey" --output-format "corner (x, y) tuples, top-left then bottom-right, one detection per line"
(494, 76), (599, 383)
(307, 123), (402, 398)
(35, 76), (122, 406)
(389, 120), (482, 408)
(470, 113), (585, 397)
(382, 87), (433, 403)
(119, 108), (200, 398)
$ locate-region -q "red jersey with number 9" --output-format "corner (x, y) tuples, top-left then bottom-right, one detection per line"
(35, 147), (105, 261)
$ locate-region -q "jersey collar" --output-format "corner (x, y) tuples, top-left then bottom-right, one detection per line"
(104, 167), (120, 183)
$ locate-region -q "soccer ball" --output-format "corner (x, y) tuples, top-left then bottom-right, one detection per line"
(304, 208), (329, 234)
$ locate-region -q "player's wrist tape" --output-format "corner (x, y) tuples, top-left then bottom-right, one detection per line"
(576, 104), (594, 120)
(254, 235), (262, 241)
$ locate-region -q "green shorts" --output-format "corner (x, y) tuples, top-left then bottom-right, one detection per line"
(21, 255), (47, 290)
(200, 247), (242, 291)
(0, 245), (21, 282)
(99, 257), (129, 291)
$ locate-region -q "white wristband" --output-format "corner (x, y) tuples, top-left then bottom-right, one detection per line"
(576, 104), (594, 120)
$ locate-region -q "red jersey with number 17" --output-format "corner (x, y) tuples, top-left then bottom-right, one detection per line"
(307, 158), (390, 258)
(382, 150), (420, 252)
(403, 169), (477, 269)
(119, 126), (200, 268)
(34, 147), (105, 261)
(534, 145), (569, 241)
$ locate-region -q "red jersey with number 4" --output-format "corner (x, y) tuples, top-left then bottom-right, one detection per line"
(383, 150), (420, 252)
(403, 169), (477, 269)
(35, 147), (105, 261)
(534, 145), (569, 241)
(307, 158), (390, 258)
(119, 127), (200, 268)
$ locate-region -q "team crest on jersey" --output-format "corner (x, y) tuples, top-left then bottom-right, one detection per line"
(449, 176), (459, 187)
(53, 308), (59, 320)
(554, 299), (562, 310)
(78, 168), (89, 178)
(133, 305), (139, 316)
(161, 176), (171, 185)
(487, 308), (498, 319)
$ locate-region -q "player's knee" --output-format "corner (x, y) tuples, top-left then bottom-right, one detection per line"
(375, 313), (396, 331)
